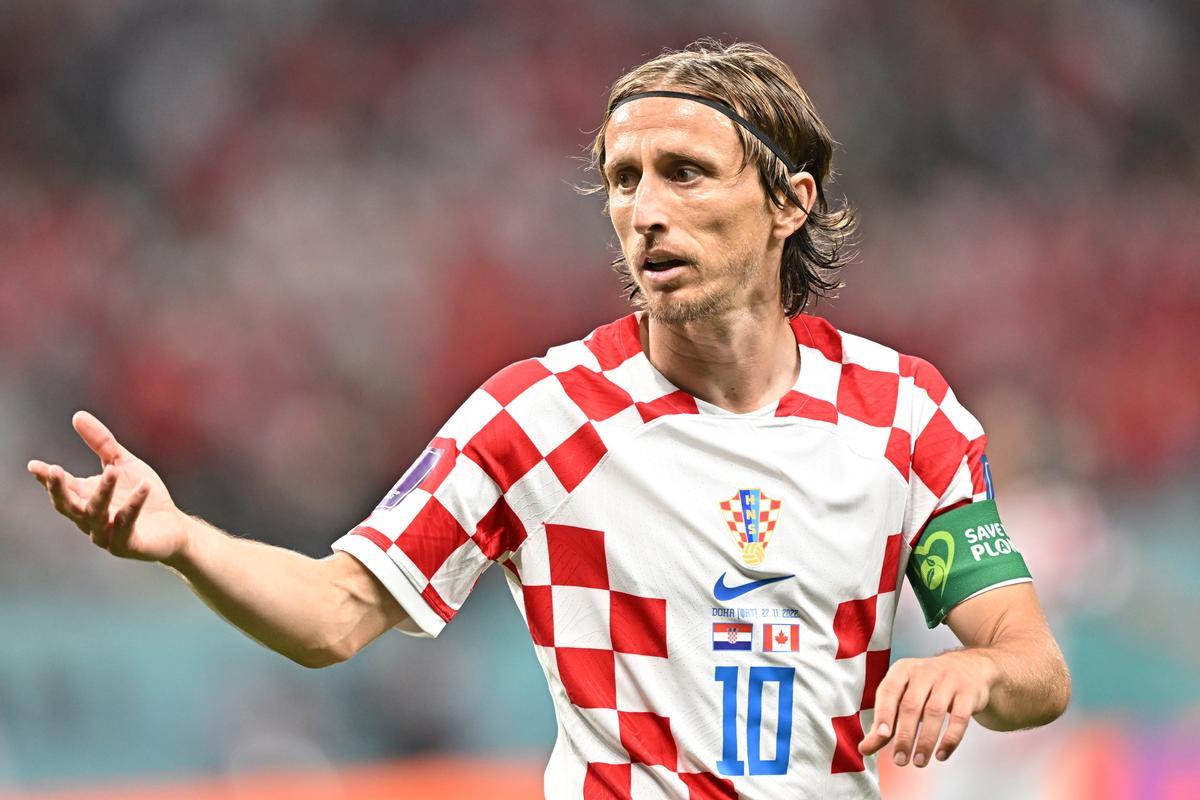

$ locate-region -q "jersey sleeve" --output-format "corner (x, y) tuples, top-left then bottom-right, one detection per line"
(331, 358), (568, 637)
(900, 357), (1032, 627)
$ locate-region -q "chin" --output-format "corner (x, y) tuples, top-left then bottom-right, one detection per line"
(643, 287), (731, 325)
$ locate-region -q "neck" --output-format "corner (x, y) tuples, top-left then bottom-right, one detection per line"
(639, 305), (800, 414)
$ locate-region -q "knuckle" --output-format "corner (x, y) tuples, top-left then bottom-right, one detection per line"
(899, 698), (922, 715)
(924, 704), (947, 718)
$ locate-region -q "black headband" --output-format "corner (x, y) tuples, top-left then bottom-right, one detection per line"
(609, 90), (800, 173)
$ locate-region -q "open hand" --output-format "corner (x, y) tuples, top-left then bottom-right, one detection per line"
(858, 650), (997, 767)
(27, 411), (189, 564)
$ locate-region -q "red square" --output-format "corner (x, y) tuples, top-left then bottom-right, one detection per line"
(966, 435), (988, 495)
(912, 409), (968, 498)
(836, 363), (900, 427)
(833, 594), (877, 660)
(584, 762), (632, 800)
(900, 354), (948, 404)
(619, 710), (677, 770)
(884, 427), (910, 480)
(877, 533), (902, 594)
(463, 410), (544, 492)
(678, 772), (737, 799)
(635, 391), (699, 423)
(610, 591), (667, 657)
(482, 358), (552, 406)
(776, 391), (838, 423)
(860, 648), (891, 710)
(795, 315), (843, 362)
(546, 422), (608, 493)
(523, 585), (554, 646)
(395, 499), (469, 580)
(351, 524), (394, 552)
(557, 647), (616, 709)
(557, 367), (635, 422)
(585, 314), (639, 371)
(473, 496), (527, 560)
(830, 713), (866, 774)
(420, 583), (455, 623)
(547, 524), (609, 589)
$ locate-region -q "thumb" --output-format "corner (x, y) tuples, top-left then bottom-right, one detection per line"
(72, 411), (131, 466)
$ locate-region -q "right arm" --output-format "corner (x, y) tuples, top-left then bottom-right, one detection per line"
(27, 411), (408, 668)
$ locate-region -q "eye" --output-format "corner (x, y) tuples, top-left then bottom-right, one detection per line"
(672, 165), (702, 183)
(613, 169), (639, 190)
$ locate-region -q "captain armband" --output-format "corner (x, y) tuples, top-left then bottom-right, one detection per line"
(906, 500), (1031, 628)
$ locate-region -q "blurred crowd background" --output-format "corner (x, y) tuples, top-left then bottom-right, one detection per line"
(2, 1), (1198, 798)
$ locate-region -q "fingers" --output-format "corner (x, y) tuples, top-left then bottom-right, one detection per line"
(84, 467), (117, 527)
(72, 410), (129, 466)
(890, 673), (934, 767)
(82, 467), (118, 548)
(859, 660), (909, 756)
(46, 464), (88, 530)
(108, 482), (150, 554)
(27, 459), (52, 488)
(912, 684), (956, 767)
(934, 693), (974, 762)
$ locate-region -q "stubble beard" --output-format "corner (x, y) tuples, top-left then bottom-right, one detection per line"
(639, 255), (759, 325)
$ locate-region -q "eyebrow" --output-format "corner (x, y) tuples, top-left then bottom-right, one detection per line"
(604, 149), (721, 179)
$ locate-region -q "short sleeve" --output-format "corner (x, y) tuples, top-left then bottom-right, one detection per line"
(332, 358), (565, 637)
(900, 357), (1032, 627)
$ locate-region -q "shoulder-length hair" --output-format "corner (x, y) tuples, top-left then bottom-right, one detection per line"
(585, 39), (857, 317)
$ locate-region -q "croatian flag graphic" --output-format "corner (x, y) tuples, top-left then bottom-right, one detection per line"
(762, 623), (800, 652)
(712, 622), (753, 651)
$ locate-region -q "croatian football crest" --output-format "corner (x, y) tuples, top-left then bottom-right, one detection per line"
(719, 489), (782, 567)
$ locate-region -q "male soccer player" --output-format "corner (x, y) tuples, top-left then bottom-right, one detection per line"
(28, 41), (1069, 799)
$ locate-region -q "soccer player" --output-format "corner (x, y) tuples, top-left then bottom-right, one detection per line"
(27, 40), (1069, 799)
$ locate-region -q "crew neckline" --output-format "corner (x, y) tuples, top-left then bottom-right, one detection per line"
(615, 312), (815, 419)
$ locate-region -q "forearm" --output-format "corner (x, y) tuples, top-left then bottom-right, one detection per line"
(163, 515), (356, 668)
(966, 627), (1071, 731)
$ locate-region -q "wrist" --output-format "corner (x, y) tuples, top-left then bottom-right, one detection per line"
(946, 647), (1002, 690)
(162, 512), (203, 573)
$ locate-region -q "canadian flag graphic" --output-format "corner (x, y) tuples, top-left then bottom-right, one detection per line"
(762, 623), (800, 652)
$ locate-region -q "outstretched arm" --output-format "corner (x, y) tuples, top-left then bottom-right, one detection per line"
(858, 582), (1070, 767)
(27, 411), (408, 667)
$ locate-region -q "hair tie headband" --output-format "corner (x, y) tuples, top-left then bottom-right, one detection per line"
(609, 90), (799, 173)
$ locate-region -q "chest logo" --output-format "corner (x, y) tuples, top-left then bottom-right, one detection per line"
(719, 489), (782, 567)
(713, 572), (794, 601)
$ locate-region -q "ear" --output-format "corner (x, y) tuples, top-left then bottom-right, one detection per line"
(771, 171), (816, 240)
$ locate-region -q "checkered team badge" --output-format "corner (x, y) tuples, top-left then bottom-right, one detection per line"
(719, 488), (782, 566)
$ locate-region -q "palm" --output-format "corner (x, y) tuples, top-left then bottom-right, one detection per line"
(28, 411), (188, 563)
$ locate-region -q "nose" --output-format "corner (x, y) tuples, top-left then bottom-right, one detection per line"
(631, 172), (669, 236)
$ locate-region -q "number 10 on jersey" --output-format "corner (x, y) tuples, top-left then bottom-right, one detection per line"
(714, 666), (795, 776)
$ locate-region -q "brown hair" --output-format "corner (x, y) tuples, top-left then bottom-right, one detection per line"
(587, 39), (857, 316)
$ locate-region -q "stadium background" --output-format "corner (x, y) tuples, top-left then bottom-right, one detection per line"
(2, 1), (1198, 798)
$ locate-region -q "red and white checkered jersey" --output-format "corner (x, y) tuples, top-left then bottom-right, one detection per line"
(332, 313), (1006, 799)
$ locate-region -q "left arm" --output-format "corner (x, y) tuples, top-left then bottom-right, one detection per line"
(858, 582), (1070, 767)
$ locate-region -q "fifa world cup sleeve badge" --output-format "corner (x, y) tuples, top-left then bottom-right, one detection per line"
(719, 489), (782, 566)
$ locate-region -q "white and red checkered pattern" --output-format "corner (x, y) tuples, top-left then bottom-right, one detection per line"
(332, 313), (1000, 799)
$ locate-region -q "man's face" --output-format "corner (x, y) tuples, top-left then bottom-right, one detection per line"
(603, 96), (784, 325)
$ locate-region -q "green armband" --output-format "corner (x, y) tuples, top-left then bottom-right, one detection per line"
(907, 500), (1031, 628)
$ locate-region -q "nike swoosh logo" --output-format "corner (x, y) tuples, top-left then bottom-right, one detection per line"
(713, 572), (795, 601)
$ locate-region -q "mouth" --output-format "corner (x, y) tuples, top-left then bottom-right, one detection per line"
(639, 256), (690, 285)
(641, 257), (689, 273)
